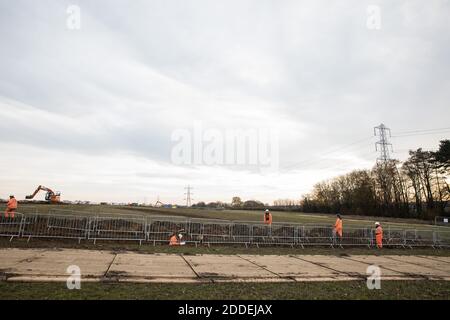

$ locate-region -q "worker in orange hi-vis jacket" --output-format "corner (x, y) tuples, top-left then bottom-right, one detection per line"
(169, 232), (186, 246)
(264, 209), (272, 225)
(334, 214), (343, 245)
(375, 222), (383, 248)
(5, 195), (17, 219)
(169, 233), (180, 246)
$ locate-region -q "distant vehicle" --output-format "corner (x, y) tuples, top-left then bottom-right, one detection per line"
(25, 185), (61, 203)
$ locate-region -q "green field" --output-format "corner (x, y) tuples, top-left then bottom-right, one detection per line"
(2, 203), (449, 255)
(0, 281), (448, 300)
(8, 203), (450, 232)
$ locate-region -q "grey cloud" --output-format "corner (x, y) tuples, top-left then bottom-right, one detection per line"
(0, 0), (449, 202)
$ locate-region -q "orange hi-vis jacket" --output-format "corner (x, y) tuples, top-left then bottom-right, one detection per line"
(334, 218), (343, 237)
(375, 226), (383, 247)
(169, 235), (179, 246)
(7, 198), (17, 210)
(264, 213), (272, 225)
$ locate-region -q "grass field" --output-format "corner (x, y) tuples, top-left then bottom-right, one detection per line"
(2, 203), (449, 254)
(8, 203), (450, 231)
(0, 281), (448, 300)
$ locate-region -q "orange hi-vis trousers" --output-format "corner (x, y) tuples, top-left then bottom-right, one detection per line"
(4, 208), (16, 218)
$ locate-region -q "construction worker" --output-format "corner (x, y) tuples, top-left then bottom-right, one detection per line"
(375, 222), (383, 248)
(334, 214), (343, 245)
(169, 233), (180, 246)
(169, 232), (186, 246)
(5, 195), (17, 219)
(264, 209), (272, 225)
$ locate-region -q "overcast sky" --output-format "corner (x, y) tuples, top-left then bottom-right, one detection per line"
(0, 0), (449, 204)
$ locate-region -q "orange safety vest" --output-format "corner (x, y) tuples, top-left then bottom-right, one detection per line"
(7, 198), (17, 210)
(264, 213), (272, 225)
(334, 218), (343, 237)
(375, 226), (383, 247)
(169, 235), (179, 246)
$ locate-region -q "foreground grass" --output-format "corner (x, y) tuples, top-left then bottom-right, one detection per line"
(2, 238), (450, 256)
(0, 281), (448, 300)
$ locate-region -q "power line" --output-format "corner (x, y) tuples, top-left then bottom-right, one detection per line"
(394, 127), (450, 135)
(278, 148), (379, 174)
(281, 136), (374, 171)
(281, 125), (447, 173)
(392, 130), (450, 138)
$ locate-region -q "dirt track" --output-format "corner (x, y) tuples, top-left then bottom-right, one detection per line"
(0, 248), (449, 283)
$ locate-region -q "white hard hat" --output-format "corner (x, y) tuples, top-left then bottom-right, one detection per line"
(375, 222), (380, 226)
(178, 234), (183, 239)
(265, 209), (269, 212)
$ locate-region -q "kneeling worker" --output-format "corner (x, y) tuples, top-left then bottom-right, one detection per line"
(5, 195), (17, 219)
(169, 232), (186, 246)
(375, 222), (383, 248)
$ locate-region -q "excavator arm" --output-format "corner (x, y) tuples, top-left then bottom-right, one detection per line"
(26, 185), (42, 199)
(26, 185), (53, 199)
(26, 185), (60, 203)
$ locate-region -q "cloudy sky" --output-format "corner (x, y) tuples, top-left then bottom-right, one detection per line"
(0, 0), (449, 204)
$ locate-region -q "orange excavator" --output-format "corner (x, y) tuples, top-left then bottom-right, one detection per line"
(26, 185), (61, 203)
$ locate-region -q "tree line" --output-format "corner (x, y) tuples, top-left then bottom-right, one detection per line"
(192, 197), (269, 210)
(301, 140), (450, 219)
(191, 140), (449, 220)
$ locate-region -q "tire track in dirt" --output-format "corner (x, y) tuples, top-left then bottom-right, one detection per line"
(179, 254), (205, 281)
(384, 255), (450, 274)
(236, 255), (293, 281)
(416, 255), (450, 265)
(103, 252), (118, 278)
(290, 255), (364, 279)
(341, 256), (428, 279)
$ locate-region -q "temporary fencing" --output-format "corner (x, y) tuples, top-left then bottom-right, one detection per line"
(88, 215), (147, 244)
(0, 211), (449, 248)
(22, 213), (88, 242)
(0, 213), (23, 240)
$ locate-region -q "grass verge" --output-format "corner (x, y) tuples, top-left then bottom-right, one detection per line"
(0, 281), (448, 300)
(1, 238), (450, 256)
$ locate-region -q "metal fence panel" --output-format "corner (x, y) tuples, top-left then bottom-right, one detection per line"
(383, 228), (405, 247)
(402, 229), (436, 247)
(147, 219), (188, 244)
(88, 216), (146, 243)
(230, 223), (252, 244)
(196, 222), (233, 244)
(434, 230), (450, 248)
(300, 226), (333, 246)
(250, 224), (297, 246)
(21, 214), (88, 241)
(0, 214), (23, 240)
(339, 227), (372, 247)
